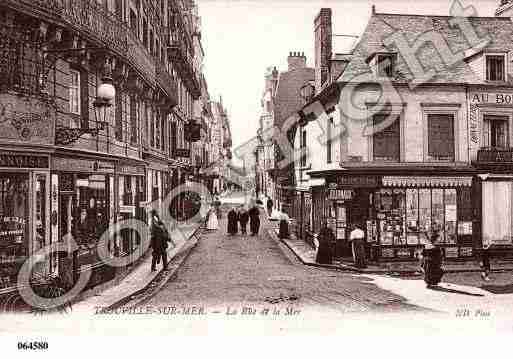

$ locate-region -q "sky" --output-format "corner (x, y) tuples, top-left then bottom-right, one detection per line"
(197, 0), (500, 159)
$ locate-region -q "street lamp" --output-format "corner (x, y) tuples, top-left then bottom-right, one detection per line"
(94, 70), (116, 131)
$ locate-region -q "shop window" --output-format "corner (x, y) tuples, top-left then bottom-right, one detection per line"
(69, 69), (81, 115)
(427, 114), (454, 162)
(482, 181), (512, 246)
(483, 115), (509, 148)
(114, 91), (123, 141)
(486, 55), (505, 82)
(372, 114), (400, 162)
(0, 174), (29, 289)
(69, 175), (110, 266)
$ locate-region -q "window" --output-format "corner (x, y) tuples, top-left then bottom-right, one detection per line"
(377, 54), (395, 78)
(142, 18), (148, 46)
(327, 118), (333, 164)
(300, 129), (307, 167)
(483, 115), (509, 148)
(373, 114), (400, 161)
(486, 55), (505, 82)
(130, 96), (138, 145)
(129, 8), (138, 35)
(69, 70), (80, 115)
(115, 92), (123, 141)
(427, 114), (454, 161)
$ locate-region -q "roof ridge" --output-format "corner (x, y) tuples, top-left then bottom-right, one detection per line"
(374, 12), (510, 20)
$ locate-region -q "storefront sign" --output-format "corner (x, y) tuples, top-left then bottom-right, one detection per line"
(328, 189), (354, 201)
(477, 148), (513, 163)
(0, 94), (55, 145)
(174, 148), (191, 158)
(52, 157), (114, 173)
(331, 176), (379, 188)
(116, 164), (145, 176)
(471, 92), (513, 105)
(0, 154), (49, 168)
(396, 248), (411, 258)
(460, 247), (473, 257)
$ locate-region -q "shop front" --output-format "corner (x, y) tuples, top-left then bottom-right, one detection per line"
(116, 161), (146, 260)
(319, 172), (476, 262)
(474, 149), (513, 257)
(0, 153), (50, 292)
(51, 155), (116, 289)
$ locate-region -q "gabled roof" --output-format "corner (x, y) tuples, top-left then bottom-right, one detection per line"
(337, 12), (513, 85)
(274, 67), (315, 127)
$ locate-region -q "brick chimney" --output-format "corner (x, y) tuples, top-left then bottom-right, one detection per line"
(287, 51), (307, 71)
(314, 8), (332, 92)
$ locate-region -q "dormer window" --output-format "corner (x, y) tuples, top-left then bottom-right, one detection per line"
(377, 54), (395, 78)
(486, 54), (505, 81)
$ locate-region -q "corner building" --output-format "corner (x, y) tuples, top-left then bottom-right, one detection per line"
(300, 6), (513, 262)
(0, 0), (203, 293)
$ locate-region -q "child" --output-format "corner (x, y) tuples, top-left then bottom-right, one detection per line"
(480, 243), (491, 281)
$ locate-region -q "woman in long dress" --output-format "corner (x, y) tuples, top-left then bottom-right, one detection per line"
(421, 230), (444, 287)
(206, 209), (219, 231)
(248, 204), (261, 236)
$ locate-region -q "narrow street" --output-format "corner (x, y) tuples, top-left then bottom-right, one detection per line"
(142, 194), (420, 314)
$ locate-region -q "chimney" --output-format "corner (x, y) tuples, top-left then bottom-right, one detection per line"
(287, 51), (307, 71)
(314, 8), (332, 92)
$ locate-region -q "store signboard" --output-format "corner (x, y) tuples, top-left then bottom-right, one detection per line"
(52, 157), (114, 173)
(445, 247), (459, 258)
(329, 176), (380, 188)
(477, 148), (513, 163)
(328, 189), (354, 201)
(0, 154), (49, 169)
(174, 148), (191, 158)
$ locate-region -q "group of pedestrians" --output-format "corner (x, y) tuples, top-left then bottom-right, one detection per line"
(227, 204), (261, 236)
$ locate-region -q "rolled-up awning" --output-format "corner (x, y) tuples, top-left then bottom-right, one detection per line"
(382, 176), (472, 187)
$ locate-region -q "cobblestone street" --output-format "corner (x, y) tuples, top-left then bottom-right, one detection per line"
(143, 206), (420, 315)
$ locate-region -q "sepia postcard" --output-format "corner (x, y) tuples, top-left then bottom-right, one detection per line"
(1, 0), (513, 356)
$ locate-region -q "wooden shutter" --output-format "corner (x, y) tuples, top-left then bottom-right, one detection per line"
(428, 114), (454, 161)
(373, 114), (400, 161)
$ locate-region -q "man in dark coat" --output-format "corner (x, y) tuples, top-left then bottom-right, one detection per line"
(248, 205), (261, 236)
(238, 206), (249, 236)
(150, 211), (170, 271)
(266, 198), (273, 216)
(227, 207), (238, 235)
(316, 222), (334, 264)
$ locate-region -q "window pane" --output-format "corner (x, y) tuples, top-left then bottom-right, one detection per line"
(487, 56), (505, 81)
(373, 114), (400, 161)
(428, 114), (454, 161)
(432, 188), (445, 242)
(406, 189), (419, 244)
(444, 189), (457, 244)
(419, 189), (431, 243)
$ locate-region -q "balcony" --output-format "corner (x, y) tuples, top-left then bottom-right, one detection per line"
(167, 30), (201, 98)
(5, 0), (158, 86)
(155, 61), (178, 108)
(476, 147), (513, 166)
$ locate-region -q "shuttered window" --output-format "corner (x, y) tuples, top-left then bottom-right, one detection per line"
(372, 114), (400, 161)
(427, 114), (454, 161)
(486, 55), (505, 82)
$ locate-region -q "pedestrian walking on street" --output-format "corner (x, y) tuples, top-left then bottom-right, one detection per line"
(349, 222), (367, 269)
(278, 211), (290, 239)
(227, 207), (239, 235)
(150, 210), (170, 272)
(480, 242), (492, 281)
(249, 203), (261, 236)
(316, 222), (334, 264)
(421, 230), (444, 288)
(206, 208), (219, 231)
(239, 205), (249, 236)
(267, 198), (273, 217)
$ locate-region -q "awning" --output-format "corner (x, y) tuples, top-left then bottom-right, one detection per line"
(382, 176), (473, 187)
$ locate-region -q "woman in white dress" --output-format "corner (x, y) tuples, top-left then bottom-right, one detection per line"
(206, 208), (219, 231)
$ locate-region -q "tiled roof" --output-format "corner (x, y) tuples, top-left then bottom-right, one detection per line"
(274, 67), (315, 127)
(338, 12), (513, 85)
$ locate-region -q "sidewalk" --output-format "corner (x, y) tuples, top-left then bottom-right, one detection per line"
(73, 222), (202, 312)
(266, 214), (513, 275)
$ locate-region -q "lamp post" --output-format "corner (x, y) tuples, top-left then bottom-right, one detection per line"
(93, 67), (116, 151)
